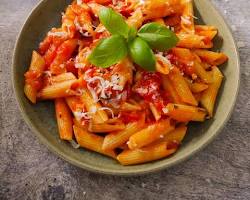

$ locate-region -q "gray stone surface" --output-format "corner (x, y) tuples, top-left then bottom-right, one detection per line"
(0, 0), (249, 199)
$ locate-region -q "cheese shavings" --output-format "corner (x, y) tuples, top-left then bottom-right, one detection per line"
(74, 106), (115, 121)
(181, 16), (192, 25)
(155, 53), (173, 70)
(84, 72), (124, 103)
(48, 31), (68, 38)
(77, 0), (82, 5)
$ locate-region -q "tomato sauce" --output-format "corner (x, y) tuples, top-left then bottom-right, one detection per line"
(167, 53), (195, 76)
(119, 111), (141, 124)
(25, 71), (43, 90)
(134, 72), (162, 102)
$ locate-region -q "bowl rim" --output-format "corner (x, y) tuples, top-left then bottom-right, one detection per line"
(12, 0), (241, 176)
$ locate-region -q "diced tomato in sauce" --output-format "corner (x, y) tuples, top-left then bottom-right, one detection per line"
(133, 71), (172, 112)
(134, 71), (162, 103)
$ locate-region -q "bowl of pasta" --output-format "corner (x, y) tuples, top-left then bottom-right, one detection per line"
(12, 0), (240, 175)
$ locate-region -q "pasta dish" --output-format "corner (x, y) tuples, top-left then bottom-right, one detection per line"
(24, 0), (228, 165)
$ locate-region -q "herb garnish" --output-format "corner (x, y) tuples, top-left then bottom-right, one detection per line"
(88, 8), (179, 71)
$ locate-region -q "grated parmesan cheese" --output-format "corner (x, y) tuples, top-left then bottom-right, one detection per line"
(162, 107), (169, 114)
(181, 16), (192, 25)
(99, 107), (115, 118)
(139, 0), (145, 5)
(76, 0), (82, 5)
(48, 31), (68, 38)
(156, 53), (173, 69)
(74, 106), (115, 121)
(85, 73), (124, 102)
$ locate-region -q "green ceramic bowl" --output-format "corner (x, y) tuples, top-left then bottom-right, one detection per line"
(12, 0), (240, 175)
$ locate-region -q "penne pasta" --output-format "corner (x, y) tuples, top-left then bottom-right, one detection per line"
(172, 47), (194, 61)
(164, 103), (207, 122)
(196, 30), (217, 41)
(51, 72), (76, 83)
(128, 119), (175, 150)
(162, 75), (182, 104)
(185, 78), (209, 93)
(112, 58), (134, 88)
(126, 9), (144, 29)
(177, 33), (213, 49)
(168, 67), (198, 106)
(102, 115), (145, 151)
(24, 51), (46, 104)
(38, 80), (78, 100)
(144, 0), (183, 20)
(195, 25), (218, 40)
(155, 54), (171, 75)
(55, 98), (73, 140)
(180, 0), (195, 34)
(73, 118), (89, 130)
(29, 51), (46, 72)
(162, 125), (188, 144)
(24, 84), (37, 104)
(193, 60), (213, 83)
(50, 39), (78, 75)
(193, 50), (228, 66)
(117, 141), (177, 165)
(149, 103), (162, 121)
(73, 125), (116, 158)
(88, 121), (126, 133)
(80, 89), (109, 124)
(200, 67), (224, 117)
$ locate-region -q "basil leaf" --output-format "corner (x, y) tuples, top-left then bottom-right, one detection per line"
(129, 37), (156, 71)
(99, 7), (129, 38)
(138, 22), (179, 51)
(88, 35), (128, 68)
(128, 27), (137, 42)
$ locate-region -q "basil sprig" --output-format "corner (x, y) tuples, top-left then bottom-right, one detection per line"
(88, 35), (128, 68)
(129, 37), (156, 71)
(138, 22), (179, 51)
(99, 7), (129, 38)
(88, 8), (179, 71)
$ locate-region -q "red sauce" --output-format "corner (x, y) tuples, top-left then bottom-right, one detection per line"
(134, 72), (162, 103)
(167, 53), (195, 76)
(25, 71), (43, 90)
(119, 111), (141, 124)
(44, 43), (59, 67)
(39, 36), (52, 55)
(65, 59), (78, 76)
(50, 39), (78, 74)
(133, 71), (171, 112)
(167, 141), (180, 150)
(203, 36), (211, 45)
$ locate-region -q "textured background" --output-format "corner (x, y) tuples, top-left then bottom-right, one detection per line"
(0, 0), (249, 199)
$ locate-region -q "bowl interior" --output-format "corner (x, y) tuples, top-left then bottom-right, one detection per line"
(12, 0), (240, 175)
